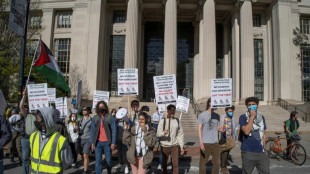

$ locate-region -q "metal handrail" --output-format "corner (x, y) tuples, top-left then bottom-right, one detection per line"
(277, 98), (308, 122)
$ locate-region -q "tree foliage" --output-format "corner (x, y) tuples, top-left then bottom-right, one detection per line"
(0, 0), (66, 104)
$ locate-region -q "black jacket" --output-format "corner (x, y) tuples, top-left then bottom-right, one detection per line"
(0, 115), (12, 160)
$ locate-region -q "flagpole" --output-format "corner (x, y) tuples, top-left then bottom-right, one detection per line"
(25, 36), (41, 87)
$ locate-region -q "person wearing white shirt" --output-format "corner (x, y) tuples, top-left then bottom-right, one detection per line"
(152, 107), (163, 131)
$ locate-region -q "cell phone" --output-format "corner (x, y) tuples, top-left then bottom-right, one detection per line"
(200, 149), (205, 158)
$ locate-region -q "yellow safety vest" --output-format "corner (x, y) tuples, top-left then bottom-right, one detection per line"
(29, 131), (66, 174)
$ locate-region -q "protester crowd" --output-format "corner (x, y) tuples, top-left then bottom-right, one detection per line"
(0, 93), (302, 174)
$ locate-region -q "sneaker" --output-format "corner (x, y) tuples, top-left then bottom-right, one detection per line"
(157, 164), (162, 170)
(71, 163), (76, 168)
(124, 165), (129, 174)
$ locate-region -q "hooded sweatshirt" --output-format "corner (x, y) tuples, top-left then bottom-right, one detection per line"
(37, 107), (73, 169)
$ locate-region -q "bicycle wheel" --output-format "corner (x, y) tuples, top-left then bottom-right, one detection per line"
(290, 144), (307, 166)
(266, 139), (277, 158)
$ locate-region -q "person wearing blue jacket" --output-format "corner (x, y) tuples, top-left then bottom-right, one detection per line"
(0, 114), (13, 174)
(90, 101), (116, 174)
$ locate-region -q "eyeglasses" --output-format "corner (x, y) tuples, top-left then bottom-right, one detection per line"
(83, 109), (87, 111)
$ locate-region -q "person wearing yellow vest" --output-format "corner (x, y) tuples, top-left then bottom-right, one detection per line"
(30, 107), (73, 174)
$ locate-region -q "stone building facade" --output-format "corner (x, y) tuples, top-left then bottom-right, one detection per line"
(33, 0), (310, 104)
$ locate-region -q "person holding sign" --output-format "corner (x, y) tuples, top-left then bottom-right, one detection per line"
(122, 112), (157, 174)
(20, 89), (37, 174)
(197, 98), (222, 174)
(238, 97), (269, 174)
(157, 105), (184, 174)
(90, 101), (116, 174)
(220, 106), (238, 174)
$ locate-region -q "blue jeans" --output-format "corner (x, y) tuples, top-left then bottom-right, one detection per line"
(0, 159), (3, 174)
(95, 141), (112, 174)
(21, 138), (30, 174)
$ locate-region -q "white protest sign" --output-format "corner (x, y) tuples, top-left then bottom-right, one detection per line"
(76, 80), (82, 106)
(153, 74), (177, 104)
(158, 104), (166, 114)
(117, 69), (139, 95)
(92, 90), (110, 109)
(27, 83), (49, 112)
(0, 90), (7, 116)
(47, 88), (56, 103)
(9, 0), (27, 36)
(211, 78), (232, 108)
(55, 97), (68, 118)
(176, 96), (190, 113)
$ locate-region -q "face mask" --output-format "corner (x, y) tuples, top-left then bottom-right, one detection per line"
(34, 120), (43, 131)
(99, 108), (107, 114)
(248, 105), (257, 112)
(71, 117), (76, 121)
(227, 112), (233, 117)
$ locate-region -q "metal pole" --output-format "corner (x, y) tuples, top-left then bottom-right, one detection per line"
(18, 0), (30, 104)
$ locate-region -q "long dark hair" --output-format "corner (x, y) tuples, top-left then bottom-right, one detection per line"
(206, 98), (211, 110)
(138, 112), (149, 125)
(95, 101), (109, 115)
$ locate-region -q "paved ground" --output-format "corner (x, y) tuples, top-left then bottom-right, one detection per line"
(3, 132), (310, 174)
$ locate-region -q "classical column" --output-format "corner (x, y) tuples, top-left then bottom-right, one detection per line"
(240, 0), (255, 99)
(223, 22), (230, 78)
(198, 19), (204, 101)
(193, 22), (200, 100)
(163, 0), (177, 75)
(201, 0), (216, 100)
(231, 9), (240, 102)
(124, 0), (139, 68)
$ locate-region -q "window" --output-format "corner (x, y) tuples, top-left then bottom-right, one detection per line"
(300, 18), (310, 34)
(30, 15), (42, 29)
(254, 39), (264, 101)
(253, 14), (261, 27)
(301, 45), (310, 102)
(54, 39), (71, 78)
(109, 35), (125, 96)
(113, 11), (126, 23)
(56, 12), (72, 28)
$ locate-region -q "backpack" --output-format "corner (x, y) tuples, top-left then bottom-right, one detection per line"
(162, 118), (180, 131)
(284, 119), (300, 133)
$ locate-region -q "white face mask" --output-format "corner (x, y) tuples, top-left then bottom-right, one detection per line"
(71, 117), (76, 121)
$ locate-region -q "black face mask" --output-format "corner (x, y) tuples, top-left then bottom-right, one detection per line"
(34, 121), (43, 131)
(99, 108), (107, 114)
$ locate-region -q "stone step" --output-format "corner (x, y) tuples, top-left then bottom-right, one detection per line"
(75, 99), (310, 133)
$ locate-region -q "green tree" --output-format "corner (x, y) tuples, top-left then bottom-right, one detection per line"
(0, 0), (66, 103)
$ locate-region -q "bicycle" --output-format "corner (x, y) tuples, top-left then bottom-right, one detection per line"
(265, 132), (307, 166)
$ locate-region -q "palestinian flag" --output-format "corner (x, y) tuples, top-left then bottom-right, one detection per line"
(33, 40), (70, 92)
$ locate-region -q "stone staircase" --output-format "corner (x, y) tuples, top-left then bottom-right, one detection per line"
(196, 103), (310, 132)
(76, 99), (310, 133)
(107, 101), (199, 134)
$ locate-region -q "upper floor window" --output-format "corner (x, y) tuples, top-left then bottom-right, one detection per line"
(54, 38), (71, 76)
(300, 18), (310, 34)
(253, 14), (261, 27)
(113, 10), (126, 23)
(56, 12), (72, 28)
(30, 15), (42, 29)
